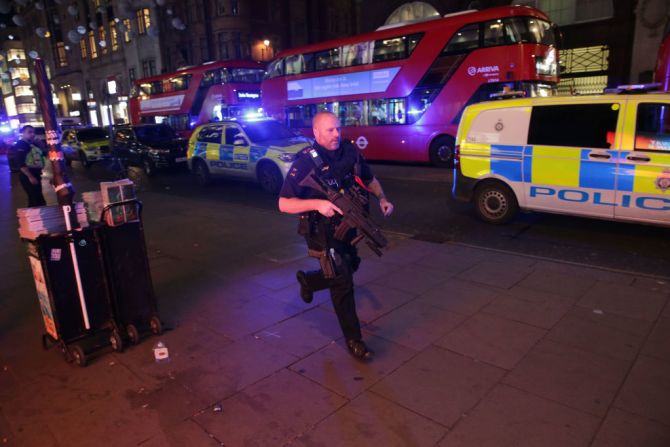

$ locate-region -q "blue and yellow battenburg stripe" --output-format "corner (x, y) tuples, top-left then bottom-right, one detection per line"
(460, 143), (670, 194)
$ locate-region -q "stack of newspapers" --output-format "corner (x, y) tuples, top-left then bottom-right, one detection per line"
(100, 179), (138, 226)
(17, 203), (88, 240)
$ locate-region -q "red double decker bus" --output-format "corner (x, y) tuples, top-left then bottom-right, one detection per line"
(262, 6), (559, 166)
(129, 60), (265, 138)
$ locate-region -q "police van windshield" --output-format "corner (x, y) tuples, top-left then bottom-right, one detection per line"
(135, 125), (176, 144)
(77, 128), (108, 141)
(242, 121), (295, 142)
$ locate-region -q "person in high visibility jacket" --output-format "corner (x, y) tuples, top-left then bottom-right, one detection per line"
(15, 125), (46, 207)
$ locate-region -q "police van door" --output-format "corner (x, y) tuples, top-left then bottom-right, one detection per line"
(524, 102), (621, 218)
(196, 125), (225, 174)
(614, 101), (670, 225)
(223, 125), (250, 175)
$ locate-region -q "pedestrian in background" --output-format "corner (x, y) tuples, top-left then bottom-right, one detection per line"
(15, 125), (46, 207)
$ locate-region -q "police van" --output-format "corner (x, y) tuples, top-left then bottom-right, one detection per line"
(187, 118), (311, 193)
(452, 91), (670, 227)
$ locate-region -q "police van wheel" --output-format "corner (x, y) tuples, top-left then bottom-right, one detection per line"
(257, 162), (283, 194)
(193, 160), (211, 186)
(474, 182), (518, 224)
(429, 135), (455, 168)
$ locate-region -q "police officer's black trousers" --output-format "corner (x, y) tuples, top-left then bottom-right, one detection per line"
(302, 246), (362, 342)
(19, 172), (46, 208)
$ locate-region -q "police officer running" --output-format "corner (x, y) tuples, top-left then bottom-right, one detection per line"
(15, 125), (47, 207)
(278, 111), (394, 361)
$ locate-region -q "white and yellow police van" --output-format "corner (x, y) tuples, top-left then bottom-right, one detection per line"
(187, 118), (311, 193)
(453, 91), (670, 226)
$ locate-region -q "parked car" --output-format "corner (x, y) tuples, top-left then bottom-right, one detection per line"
(112, 124), (188, 176)
(61, 127), (113, 168)
(187, 118), (311, 193)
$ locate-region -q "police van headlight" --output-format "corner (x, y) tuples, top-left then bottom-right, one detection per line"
(279, 152), (297, 163)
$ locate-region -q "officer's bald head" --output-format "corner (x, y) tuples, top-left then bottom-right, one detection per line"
(312, 112), (340, 151)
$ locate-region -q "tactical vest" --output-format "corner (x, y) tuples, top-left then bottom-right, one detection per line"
(25, 144), (45, 170)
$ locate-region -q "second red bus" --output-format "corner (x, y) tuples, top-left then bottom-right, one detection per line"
(129, 60), (265, 138)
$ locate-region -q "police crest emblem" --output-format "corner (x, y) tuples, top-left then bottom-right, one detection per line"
(656, 170), (670, 192)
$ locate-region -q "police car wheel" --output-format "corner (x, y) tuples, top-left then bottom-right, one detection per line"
(429, 135), (455, 168)
(474, 182), (518, 224)
(193, 160), (211, 186)
(257, 162), (283, 194)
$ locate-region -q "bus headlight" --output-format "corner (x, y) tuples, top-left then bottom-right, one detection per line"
(535, 49), (557, 76)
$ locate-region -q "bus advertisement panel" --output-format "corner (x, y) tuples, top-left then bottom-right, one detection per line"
(261, 6), (560, 166)
(129, 60), (265, 138)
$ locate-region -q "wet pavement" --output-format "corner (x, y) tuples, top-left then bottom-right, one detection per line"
(1, 157), (669, 446)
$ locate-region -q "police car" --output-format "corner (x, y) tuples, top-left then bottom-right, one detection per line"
(453, 89), (670, 227)
(187, 118), (311, 193)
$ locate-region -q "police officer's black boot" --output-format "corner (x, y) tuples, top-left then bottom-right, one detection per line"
(346, 339), (374, 361)
(296, 270), (331, 304)
(296, 270), (314, 303)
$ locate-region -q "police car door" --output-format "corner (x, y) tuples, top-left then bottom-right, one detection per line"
(223, 124), (250, 175)
(524, 102), (620, 218)
(196, 125), (225, 174)
(614, 100), (670, 225)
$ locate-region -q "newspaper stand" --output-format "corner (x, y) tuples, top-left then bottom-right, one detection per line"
(99, 199), (162, 344)
(26, 227), (124, 367)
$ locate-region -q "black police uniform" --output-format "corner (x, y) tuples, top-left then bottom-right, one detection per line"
(15, 139), (46, 208)
(280, 139), (373, 344)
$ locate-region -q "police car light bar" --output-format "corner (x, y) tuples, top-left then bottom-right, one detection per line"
(604, 83), (661, 94)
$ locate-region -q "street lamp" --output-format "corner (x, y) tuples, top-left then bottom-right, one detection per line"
(262, 39), (270, 61)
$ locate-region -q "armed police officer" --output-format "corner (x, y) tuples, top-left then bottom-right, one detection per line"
(278, 111), (394, 361)
(14, 125), (47, 207)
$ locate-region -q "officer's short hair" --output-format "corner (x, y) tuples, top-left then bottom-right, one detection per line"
(20, 125), (35, 133)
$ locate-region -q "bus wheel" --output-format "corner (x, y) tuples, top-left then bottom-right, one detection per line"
(193, 160), (211, 186)
(429, 135), (455, 168)
(257, 162), (283, 194)
(474, 181), (518, 224)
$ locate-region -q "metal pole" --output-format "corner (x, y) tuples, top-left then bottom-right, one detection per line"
(33, 58), (90, 330)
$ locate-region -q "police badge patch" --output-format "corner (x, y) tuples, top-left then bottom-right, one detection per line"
(656, 170), (670, 192)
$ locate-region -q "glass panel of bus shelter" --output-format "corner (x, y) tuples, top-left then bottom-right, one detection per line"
(443, 24), (480, 54)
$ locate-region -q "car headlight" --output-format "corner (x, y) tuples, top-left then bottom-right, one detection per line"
(278, 152), (297, 163)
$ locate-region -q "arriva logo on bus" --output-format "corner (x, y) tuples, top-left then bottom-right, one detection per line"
(530, 186), (670, 211)
(467, 66), (500, 76)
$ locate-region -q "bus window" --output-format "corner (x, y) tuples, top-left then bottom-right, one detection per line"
(369, 98), (406, 125)
(230, 68), (265, 83)
(267, 59), (284, 78)
(484, 17), (556, 47)
(443, 24), (480, 54)
(373, 36), (407, 63)
(286, 105), (315, 128)
(168, 114), (191, 131)
(314, 48), (341, 71)
(342, 42), (373, 67)
(339, 101), (367, 127)
(285, 54), (306, 75)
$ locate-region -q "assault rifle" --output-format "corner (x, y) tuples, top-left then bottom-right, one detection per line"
(299, 171), (388, 256)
